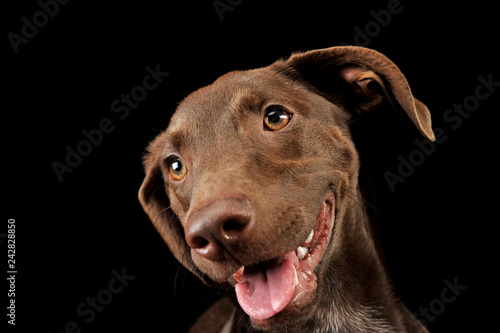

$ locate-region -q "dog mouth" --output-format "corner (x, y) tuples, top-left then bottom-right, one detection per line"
(231, 193), (335, 323)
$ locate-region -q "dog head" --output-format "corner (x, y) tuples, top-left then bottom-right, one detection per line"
(139, 46), (434, 330)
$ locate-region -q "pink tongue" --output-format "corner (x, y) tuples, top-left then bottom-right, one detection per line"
(235, 252), (297, 320)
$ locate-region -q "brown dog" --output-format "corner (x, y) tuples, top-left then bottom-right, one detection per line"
(139, 46), (434, 333)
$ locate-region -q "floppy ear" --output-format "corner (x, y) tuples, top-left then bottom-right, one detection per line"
(280, 46), (435, 141)
(138, 132), (201, 279)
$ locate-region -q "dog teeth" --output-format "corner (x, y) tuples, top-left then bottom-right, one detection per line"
(296, 230), (314, 260)
(305, 230), (314, 245)
(297, 246), (308, 260)
(294, 267), (299, 286)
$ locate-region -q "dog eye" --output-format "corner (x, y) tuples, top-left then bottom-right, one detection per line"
(264, 107), (291, 131)
(167, 157), (187, 181)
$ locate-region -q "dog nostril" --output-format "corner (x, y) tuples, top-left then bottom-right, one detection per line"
(188, 236), (224, 261)
(222, 217), (249, 240)
(223, 219), (245, 232)
(190, 236), (209, 249)
(185, 197), (254, 260)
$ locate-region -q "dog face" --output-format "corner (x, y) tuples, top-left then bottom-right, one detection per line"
(139, 46), (434, 330)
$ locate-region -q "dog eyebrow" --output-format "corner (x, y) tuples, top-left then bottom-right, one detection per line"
(165, 129), (187, 154)
(225, 89), (268, 130)
(231, 90), (266, 113)
(164, 88), (268, 154)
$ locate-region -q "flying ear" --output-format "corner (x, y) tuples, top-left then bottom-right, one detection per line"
(279, 46), (435, 141)
(138, 132), (202, 280)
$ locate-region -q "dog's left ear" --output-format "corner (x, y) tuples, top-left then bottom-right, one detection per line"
(279, 46), (435, 141)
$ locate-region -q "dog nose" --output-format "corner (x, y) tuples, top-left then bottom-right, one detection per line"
(185, 197), (253, 261)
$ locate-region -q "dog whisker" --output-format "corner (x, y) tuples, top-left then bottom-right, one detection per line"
(159, 205), (171, 213)
(138, 46), (434, 331)
(345, 191), (373, 211)
(173, 248), (193, 297)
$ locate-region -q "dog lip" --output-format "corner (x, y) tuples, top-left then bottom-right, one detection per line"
(232, 193), (335, 274)
(232, 192), (336, 323)
(234, 193), (335, 270)
(231, 198), (332, 278)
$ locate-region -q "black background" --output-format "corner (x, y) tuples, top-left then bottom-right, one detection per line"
(4, 1), (498, 332)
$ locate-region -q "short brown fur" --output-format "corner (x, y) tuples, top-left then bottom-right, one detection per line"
(139, 46), (433, 332)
